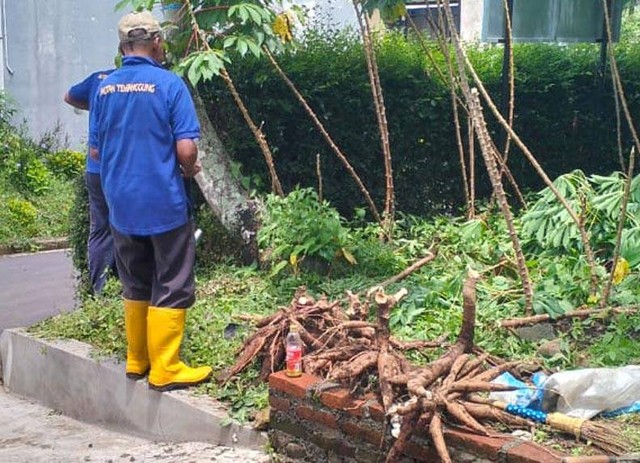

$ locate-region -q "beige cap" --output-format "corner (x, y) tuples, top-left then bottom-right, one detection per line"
(118, 11), (161, 43)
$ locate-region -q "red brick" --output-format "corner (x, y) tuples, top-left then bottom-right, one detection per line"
(444, 428), (565, 463)
(504, 440), (564, 463)
(364, 398), (386, 422)
(269, 394), (290, 412)
(444, 428), (506, 459)
(339, 392), (383, 419)
(341, 420), (384, 447)
(269, 371), (320, 399)
(295, 405), (339, 429)
(318, 387), (352, 410)
(341, 397), (368, 418)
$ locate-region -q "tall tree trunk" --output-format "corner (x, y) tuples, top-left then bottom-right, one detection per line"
(162, 1), (260, 263)
(192, 93), (260, 263)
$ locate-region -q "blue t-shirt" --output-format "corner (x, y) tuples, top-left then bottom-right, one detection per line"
(89, 56), (201, 236)
(68, 69), (115, 173)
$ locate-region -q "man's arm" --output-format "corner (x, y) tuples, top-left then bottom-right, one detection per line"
(64, 92), (89, 111)
(176, 139), (200, 177)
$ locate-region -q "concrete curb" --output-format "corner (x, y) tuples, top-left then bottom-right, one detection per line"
(0, 328), (267, 450)
(0, 237), (69, 256)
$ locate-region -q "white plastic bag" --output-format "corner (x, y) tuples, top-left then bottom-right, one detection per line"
(542, 365), (640, 419)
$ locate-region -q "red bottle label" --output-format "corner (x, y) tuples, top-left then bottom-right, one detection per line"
(286, 346), (302, 376)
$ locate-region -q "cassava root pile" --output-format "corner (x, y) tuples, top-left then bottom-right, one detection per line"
(223, 270), (629, 461)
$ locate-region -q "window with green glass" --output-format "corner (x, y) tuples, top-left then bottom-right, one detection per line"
(482, 0), (623, 43)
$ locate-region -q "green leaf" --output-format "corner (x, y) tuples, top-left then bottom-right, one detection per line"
(246, 39), (262, 58)
(237, 38), (248, 57)
(246, 5), (263, 25)
(341, 248), (358, 265)
(269, 260), (289, 278)
(187, 57), (201, 87)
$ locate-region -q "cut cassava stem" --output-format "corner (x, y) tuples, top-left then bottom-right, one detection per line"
(375, 251), (437, 288)
(501, 305), (640, 329)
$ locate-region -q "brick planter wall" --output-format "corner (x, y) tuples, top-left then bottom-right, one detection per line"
(269, 371), (565, 462)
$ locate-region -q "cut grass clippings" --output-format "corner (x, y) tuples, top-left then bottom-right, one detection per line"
(29, 203), (640, 455)
(30, 263), (640, 449)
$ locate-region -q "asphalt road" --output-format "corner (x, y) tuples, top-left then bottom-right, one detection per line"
(0, 249), (77, 331)
(0, 250), (271, 462)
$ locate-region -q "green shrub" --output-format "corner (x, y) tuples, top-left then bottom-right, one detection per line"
(257, 187), (355, 276)
(0, 92), (76, 249)
(521, 170), (640, 267)
(200, 30), (639, 218)
(45, 149), (85, 180)
(5, 197), (38, 237)
(1, 134), (52, 196)
(20, 156), (52, 195)
(67, 175), (90, 292)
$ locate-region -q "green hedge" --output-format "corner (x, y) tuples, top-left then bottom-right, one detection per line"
(199, 31), (640, 217)
(0, 93), (81, 248)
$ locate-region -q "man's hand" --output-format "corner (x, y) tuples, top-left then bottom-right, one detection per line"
(64, 92), (89, 111)
(90, 147), (100, 160)
(181, 159), (201, 178)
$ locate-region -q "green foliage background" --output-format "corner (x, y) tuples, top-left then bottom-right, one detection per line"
(0, 94), (83, 249)
(200, 30), (640, 218)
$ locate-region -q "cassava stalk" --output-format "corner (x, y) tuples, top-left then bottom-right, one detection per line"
(600, 0), (639, 307)
(353, 1), (395, 233)
(263, 48), (381, 221)
(406, 13), (474, 216)
(443, 1), (534, 314)
(316, 154), (323, 203)
(501, 305), (640, 329)
(181, 1), (283, 197)
(442, 0), (600, 296)
(219, 70), (284, 197)
(499, 0), (515, 163)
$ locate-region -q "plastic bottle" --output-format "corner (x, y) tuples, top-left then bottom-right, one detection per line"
(285, 324), (303, 377)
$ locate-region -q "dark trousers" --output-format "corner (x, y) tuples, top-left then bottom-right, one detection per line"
(86, 172), (116, 294)
(110, 221), (196, 308)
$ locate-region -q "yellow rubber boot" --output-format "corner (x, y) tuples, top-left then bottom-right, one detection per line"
(124, 299), (150, 379)
(147, 307), (212, 391)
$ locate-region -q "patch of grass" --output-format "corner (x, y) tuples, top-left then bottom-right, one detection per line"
(30, 264), (284, 423)
(619, 414), (640, 450)
(30, 199), (640, 442)
(30, 278), (126, 359)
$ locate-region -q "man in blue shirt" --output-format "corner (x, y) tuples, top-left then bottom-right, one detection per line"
(89, 11), (211, 391)
(65, 68), (116, 294)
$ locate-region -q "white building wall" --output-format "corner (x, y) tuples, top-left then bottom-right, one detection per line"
(294, 0), (357, 28)
(461, 0), (484, 42)
(0, 0), (4, 91)
(3, 1), (355, 150)
(2, 0), (123, 150)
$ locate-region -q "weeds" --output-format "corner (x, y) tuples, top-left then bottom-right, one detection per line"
(30, 173), (640, 429)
